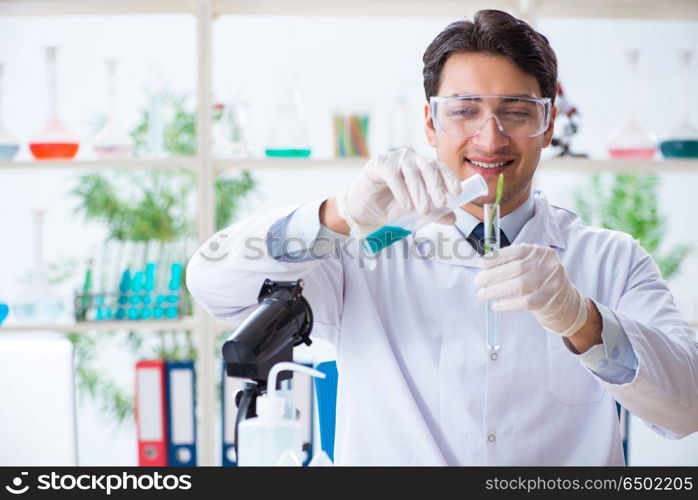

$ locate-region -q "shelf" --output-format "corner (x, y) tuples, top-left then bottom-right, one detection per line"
(0, 316), (239, 333)
(540, 158), (698, 174)
(0, 157), (198, 171)
(0, 0), (196, 16)
(218, 157), (698, 173)
(213, 0), (698, 20)
(214, 157), (366, 172)
(2, 0), (695, 20)
(2, 157), (695, 174)
(0, 317), (201, 333)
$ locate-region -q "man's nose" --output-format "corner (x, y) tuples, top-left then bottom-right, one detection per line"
(471, 115), (510, 151)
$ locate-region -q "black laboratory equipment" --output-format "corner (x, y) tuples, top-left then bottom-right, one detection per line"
(221, 279), (313, 458)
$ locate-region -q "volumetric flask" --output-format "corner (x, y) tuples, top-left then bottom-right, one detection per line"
(607, 50), (656, 159)
(660, 50), (698, 158)
(484, 203), (500, 351)
(0, 63), (19, 160)
(29, 47), (80, 160)
(93, 59), (133, 159)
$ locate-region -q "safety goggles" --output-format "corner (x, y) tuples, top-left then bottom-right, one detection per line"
(429, 94), (552, 139)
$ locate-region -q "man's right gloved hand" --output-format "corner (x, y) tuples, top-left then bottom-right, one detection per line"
(335, 148), (462, 236)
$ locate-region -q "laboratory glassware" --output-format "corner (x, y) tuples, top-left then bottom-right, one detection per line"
(0, 63), (19, 160)
(13, 209), (65, 324)
(29, 47), (80, 160)
(483, 203), (500, 351)
(607, 50), (656, 159)
(363, 172), (488, 255)
(146, 62), (165, 157)
(0, 302), (8, 325)
(387, 92), (413, 151)
(265, 72), (311, 157)
(660, 50), (698, 158)
(93, 59), (134, 159)
(213, 93), (254, 158)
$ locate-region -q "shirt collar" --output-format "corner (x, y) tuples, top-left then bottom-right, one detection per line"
(454, 190), (536, 242)
(412, 190), (566, 268)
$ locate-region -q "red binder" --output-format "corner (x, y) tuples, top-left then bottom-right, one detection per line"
(135, 360), (168, 466)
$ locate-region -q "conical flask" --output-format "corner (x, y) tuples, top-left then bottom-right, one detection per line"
(0, 63), (19, 160)
(660, 50), (698, 158)
(94, 59), (133, 159)
(13, 209), (65, 324)
(29, 46), (80, 160)
(264, 71), (311, 158)
(607, 50), (656, 159)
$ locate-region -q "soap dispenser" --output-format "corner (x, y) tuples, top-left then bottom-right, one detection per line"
(237, 362), (325, 466)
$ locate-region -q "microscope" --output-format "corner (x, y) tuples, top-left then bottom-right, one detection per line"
(221, 279), (313, 457)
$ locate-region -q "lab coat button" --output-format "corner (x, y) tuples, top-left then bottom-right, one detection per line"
(490, 352), (498, 361)
(611, 347), (619, 359)
(487, 434), (496, 443)
(598, 359), (608, 368)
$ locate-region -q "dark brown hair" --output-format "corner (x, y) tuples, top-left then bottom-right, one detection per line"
(422, 10), (558, 104)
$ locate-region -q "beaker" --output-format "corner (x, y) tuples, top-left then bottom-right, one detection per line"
(0, 63), (19, 160)
(660, 50), (698, 158)
(484, 203), (500, 351)
(13, 209), (65, 324)
(93, 59), (134, 159)
(29, 47), (80, 160)
(607, 50), (656, 159)
(265, 71), (311, 158)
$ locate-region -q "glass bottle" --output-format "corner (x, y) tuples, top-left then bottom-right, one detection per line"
(146, 62), (165, 158)
(0, 63), (19, 160)
(607, 50), (656, 159)
(387, 91), (413, 151)
(13, 209), (65, 324)
(93, 59), (134, 159)
(660, 50), (698, 158)
(29, 46), (80, 160)
(264, 71), (311, 158)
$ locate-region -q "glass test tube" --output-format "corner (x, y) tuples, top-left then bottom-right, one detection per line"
(484, 203), (500, 351)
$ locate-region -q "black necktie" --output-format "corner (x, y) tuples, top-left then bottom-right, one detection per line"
(467, 222), (511, 256)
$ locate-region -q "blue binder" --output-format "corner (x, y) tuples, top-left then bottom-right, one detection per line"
(314, 361), (338, 462)
(165, 360), (197, 466)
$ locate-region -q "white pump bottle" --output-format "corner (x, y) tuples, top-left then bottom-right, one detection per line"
(237, 362), (326, 466)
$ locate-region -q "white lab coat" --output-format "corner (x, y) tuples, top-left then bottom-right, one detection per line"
(186, 191), (698, 465)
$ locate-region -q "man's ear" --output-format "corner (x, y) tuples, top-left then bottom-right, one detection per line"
(424, 103), (437, 147)
(542, 105), (557, 148)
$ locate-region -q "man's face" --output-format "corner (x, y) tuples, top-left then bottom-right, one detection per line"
(424, 52), (557, 213)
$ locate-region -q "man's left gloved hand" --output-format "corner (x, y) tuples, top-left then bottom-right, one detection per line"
(474, 243), (589, 337)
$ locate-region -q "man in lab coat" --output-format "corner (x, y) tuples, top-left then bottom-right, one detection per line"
(187, 10), (698, 465)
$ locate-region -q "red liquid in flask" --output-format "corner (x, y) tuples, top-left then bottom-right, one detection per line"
(29, 142), (79, 160)
(608, 148), (656, 160)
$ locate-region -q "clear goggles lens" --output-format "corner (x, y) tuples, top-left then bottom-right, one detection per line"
(430, 95), (552, 139)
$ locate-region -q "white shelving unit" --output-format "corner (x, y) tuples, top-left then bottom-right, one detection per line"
(1, 0), (697, 466)
(3, 157), (698, 173)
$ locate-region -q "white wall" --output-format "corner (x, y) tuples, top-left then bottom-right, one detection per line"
(0, 13), (697, 466)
